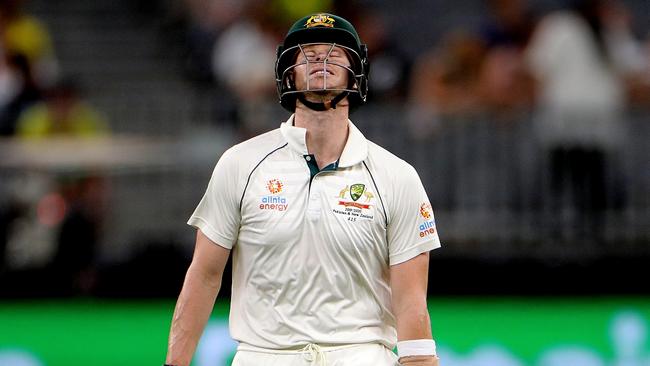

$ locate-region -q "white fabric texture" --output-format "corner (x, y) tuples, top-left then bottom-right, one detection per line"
(188, 115), (441, 350)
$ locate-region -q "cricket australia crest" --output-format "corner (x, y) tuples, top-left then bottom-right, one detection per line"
(350, 183), (365, 201)
(333, 183), (375, 222)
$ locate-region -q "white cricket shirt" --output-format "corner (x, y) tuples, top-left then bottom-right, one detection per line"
(188, 115), (441, 350)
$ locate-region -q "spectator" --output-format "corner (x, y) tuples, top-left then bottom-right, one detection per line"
(477, 0), (537, 114)
(211, 2), (279, 102)
(14, 79), (109, 295)
(0, 51), (41, 135)
(408, 31), (486, 121)
(354, 10), (412, 102)
(612, 11), (650, 107)
(525, 0), (644, 238)
(52, 175), (106, 295)
(211, 1), (284, 137)
(16, 79), (108, 138)
(180, 0), (244, 83)
(479, 0), (535, 49)
(0, 0), (58, 87)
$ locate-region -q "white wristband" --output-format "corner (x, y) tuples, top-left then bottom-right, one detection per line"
(397, 339), (437, 357)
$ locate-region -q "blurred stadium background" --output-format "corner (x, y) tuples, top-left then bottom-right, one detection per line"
(0, 0), (649, 365)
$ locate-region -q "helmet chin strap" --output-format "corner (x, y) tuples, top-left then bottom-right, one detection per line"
(297, 91), (349, 111)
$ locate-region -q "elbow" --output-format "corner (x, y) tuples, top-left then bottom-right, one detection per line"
(187, 262), (223, 291)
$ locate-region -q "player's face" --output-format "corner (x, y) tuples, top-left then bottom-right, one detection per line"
(292, 44), (351, 94)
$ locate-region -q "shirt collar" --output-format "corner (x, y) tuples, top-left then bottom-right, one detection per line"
(279, 114), (368, 168)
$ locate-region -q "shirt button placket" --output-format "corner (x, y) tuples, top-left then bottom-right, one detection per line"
(307, 178), (321, 220)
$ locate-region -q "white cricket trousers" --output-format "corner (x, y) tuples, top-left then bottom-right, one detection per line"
(232, 343), (399, 366)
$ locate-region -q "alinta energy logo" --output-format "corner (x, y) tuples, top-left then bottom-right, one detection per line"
(267, 179), (283, 194)
(418, 202), (436, 238)
(420, 203), (432, 219)
(260, 179), (288, 211)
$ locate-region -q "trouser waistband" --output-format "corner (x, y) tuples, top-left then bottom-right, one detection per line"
(238, 343), (381, 366)
(237, 342), (375, 354)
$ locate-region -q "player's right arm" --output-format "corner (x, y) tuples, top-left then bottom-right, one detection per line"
(165, 229), (230, 366)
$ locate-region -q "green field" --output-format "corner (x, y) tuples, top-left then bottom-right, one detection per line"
(0, 298), (648, 366)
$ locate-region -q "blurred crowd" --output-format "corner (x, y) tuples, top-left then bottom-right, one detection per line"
(1, 0), (649, 296)
(173, 0), (650, 237)
(172, 0), (650, 128)
(0, 0), (107, 138)
(170, 0), (416, 135)
(0, 0), (108, 295)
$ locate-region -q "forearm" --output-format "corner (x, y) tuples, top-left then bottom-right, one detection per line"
(166, 264), (222, 366)
(394, 300), (438, 365)
(395, 297), (432, 340)
(390, 253), (437, 365)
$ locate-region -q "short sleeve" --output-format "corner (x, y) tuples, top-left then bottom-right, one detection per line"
(187, 148), (241, 249)
(387, 165), (441, 265)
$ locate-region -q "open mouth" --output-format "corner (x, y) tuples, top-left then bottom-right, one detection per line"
(309, 68), (334, 77)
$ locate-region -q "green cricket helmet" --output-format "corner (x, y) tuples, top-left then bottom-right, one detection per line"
(275, 13), (369, 112)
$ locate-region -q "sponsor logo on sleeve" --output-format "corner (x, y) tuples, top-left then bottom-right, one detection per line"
(418, 202), (436, 237)
(260, 179), (288, 211)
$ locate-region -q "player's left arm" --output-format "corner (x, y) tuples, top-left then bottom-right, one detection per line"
(391, 252), (439, 366)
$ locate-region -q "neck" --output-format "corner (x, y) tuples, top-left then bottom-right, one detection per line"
(294, 100), (349, 169)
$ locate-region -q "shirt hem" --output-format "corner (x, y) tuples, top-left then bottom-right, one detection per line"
(389, 239), (441, 266)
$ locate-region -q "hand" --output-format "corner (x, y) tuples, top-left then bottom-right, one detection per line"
(399, 355), (439, 366)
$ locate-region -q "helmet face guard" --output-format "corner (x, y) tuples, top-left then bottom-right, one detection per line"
(276, 42), (368, 109)
(275, 14), (369, 112)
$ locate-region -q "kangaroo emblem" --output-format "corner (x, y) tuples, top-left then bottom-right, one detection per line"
(338, 185), (349, 199)
(364, 191), (374, 202)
